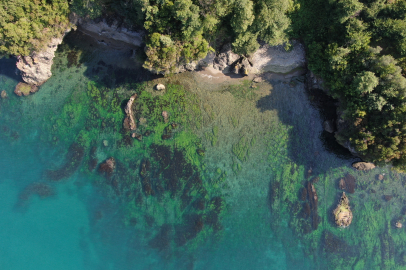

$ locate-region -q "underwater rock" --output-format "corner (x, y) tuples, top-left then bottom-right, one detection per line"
(45, 143), (85, 181)
(14, 82), (38, 96)
(1, 90), (7, 99)
(298, 181), (320, 232)
(333, 192), (353, 228)
(124, 93), (137, 131)
(162, 111), (169, 123)
(131, 132), (142, 141)
(323, 230), (351, 254)
(155, 84), (165, 91)
(19, 182), (55, 202)
(162, 122), (180, 139)
(338, 178), (346, 190)
(352, 162), (375, 171)
(149, 224), (173, 251)
(99, 157), (116, 176)
(103, 140), (108, 147)
(323, 120), (335, 133)
(342, 174), (356, 194)
(383, 195), (393, 202)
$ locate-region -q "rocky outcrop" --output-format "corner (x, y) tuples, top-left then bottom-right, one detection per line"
(16, 32), (70, 86)
(99, 157), (116, 176)
(123, 94), (137, 131)
(333, 192), (353, 228)
(213, 44), (240, 73)
(352, 162), (376, 171)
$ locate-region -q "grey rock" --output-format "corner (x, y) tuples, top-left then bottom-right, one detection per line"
(323, 120), (335, 133)
(352, 162), (376, 171)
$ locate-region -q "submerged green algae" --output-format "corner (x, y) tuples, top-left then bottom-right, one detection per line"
(4, 38), (406, 268)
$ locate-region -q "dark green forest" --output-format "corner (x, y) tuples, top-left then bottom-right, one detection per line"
(1, 0), (406, 170)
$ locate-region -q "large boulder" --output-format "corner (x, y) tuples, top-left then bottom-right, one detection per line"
(250, 41), (305, 74)
(213, 44), (240, 72)
(16, 31), (69, 86)
(352, 162), (375, 171)
(333, 192), (353, 228)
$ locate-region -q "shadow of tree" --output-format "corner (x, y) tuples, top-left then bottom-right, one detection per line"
(256, 76), (357, 176)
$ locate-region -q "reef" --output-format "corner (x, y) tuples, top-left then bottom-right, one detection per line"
(298, 178), (321, 232)
(45, 143), (85, 181)
(333, 192), (353, 228)
(18, 182), (55, 201)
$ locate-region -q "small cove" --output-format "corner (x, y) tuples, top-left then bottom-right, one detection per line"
(1, 31), (406, 269)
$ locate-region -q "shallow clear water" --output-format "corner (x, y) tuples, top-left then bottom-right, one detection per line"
(1, 32), (406, 270)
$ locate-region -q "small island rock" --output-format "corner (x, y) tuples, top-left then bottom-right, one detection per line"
(333, 192), (353, 228)
(352, 162), (375, 171)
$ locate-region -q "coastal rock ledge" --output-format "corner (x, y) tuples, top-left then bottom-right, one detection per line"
(16, 32), (69, 86)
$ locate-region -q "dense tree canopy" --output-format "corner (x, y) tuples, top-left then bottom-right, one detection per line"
(0, 0), (70, 56)
(291, 0), (406, 169)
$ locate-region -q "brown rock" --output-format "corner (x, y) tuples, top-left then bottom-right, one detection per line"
(1, 90), (7, 99)
(123, 94), (137, 131)
(352, 162), (375, 171)
(99, 157), (116, 176)
(333, 192), (353, 228)
(377, 174), (384, 181)
(343, 174), (356, 194)
(383, 195), (393, 202)
(14, 82), (38, 96)
(339, 178), (346, 190)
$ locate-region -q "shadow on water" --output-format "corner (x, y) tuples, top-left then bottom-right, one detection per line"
(0, 56), (22, 81)
(256, 76), (356, 176)
(61, 30), (161, 88)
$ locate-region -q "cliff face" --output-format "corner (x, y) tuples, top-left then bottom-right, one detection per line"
(77, 19), (144, 48)
(16, 33), (68, 86)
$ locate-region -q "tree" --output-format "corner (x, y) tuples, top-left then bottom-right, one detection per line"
(0, 0), (70, 56)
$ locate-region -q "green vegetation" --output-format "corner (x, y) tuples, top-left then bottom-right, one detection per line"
(0, 0), (70, 56)
(67, 0), (292, 72)
(290, 0), (406, 169)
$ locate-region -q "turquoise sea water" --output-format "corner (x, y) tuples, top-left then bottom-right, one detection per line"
(2, 31), (406, 270)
